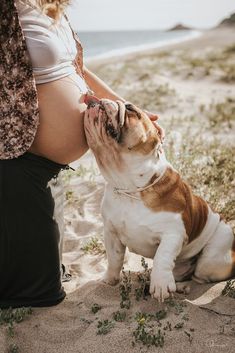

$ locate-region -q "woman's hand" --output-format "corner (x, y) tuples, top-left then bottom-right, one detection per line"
(144, 109), (165, 143)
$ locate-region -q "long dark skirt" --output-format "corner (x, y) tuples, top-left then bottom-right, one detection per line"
(0, 152), (66, 308)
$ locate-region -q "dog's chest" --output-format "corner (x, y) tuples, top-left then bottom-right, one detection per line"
(102, 187), (185, 258)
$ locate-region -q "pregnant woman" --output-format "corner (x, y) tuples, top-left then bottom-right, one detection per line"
(0, 0), (163, 308)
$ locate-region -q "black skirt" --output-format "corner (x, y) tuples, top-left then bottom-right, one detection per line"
(0, 152), (67, 308)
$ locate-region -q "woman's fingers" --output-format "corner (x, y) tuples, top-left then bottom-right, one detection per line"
(151, 121), (165, 142)
(144, 110), (165, 142)
(144, 109), (160, 120)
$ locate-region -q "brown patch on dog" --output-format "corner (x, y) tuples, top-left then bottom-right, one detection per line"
(141, 167), (209, 243)
(121, 109), (160, 155)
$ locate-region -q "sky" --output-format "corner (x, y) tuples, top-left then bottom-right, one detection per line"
(67, 0), (235, 31)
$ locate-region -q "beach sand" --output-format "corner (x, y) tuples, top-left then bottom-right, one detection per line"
(1, 27), (235, 353)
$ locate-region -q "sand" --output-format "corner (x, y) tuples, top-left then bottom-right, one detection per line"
(1, 27), (235, 353)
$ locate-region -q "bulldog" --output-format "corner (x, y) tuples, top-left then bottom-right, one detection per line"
(84, 96), (235, 301)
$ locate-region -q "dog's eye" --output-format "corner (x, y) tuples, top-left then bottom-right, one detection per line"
(116, 131), (122, 143)
(125, 103), (133, 111)
(106, 123), (118, 139)
(105, 122), (122, 143)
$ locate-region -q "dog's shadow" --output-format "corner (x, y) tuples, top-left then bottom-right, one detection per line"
(182, 280), (216, 301)
(179, 280), (235, 316)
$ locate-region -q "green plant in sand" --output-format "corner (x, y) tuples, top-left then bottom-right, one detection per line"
(132, 313), (165, 348)
(174, 322), (184, 329)
(91, 258), (195, 348)
(97, 319), (115, 335)
(222, 279), (235, 298)
(8, 344), (19, 353)
(119, 269), (132, 309)
(81, 236), (105, 255)
(0, 307), (33, 336)
(112, 310), (127, 322)
(0, 307), (33, 353)
(91, 303), (102, 314)
(135, 257), (151, 301)
(163, 321), (172, 331)
(134, 310), (167, 323)
(65, 190), (74, 202)
(165, 297), (187, 315)
(155, 309), (168, 321)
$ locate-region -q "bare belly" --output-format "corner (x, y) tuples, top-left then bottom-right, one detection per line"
(29, 75), (88, 164)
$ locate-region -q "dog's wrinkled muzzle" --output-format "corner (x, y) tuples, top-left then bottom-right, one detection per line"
(84, 94), (126, 128)
(101, 99), (126, 128)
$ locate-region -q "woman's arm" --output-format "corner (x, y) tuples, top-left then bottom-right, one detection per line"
(84, 66), (125, 102)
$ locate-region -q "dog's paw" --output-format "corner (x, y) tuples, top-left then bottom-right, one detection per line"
(150, 270), (176, 302)
(101, 271), (120, 286)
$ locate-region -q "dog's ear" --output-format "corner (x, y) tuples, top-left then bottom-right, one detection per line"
(125, 103), (142, 119)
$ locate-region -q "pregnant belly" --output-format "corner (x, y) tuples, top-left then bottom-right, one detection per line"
(29, 74), (89, 164)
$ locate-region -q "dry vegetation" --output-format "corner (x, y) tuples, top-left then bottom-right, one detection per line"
(94, 42), (235, 86)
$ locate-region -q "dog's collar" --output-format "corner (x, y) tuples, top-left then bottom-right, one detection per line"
(113, 167), (166, 201)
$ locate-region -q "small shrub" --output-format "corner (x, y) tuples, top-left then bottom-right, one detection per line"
(91, 303), (102, 314)
(81, 237), (105, 255)
(165, 298), (187, 315)
(222, 280), (235, 298)
(8, 344), (19, 353)
(155, 309), (167, 321)
(112, 310), (127, 322)
(65, 190), (74, 202)
(132, 317), (165, 348)
(0, 307), (33, 353)
(119, 270), (132, 309)
(97, 320), (114, 335)
(135, 257), (151, 301)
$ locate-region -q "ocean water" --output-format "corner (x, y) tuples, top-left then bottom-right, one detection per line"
(78, 29), (201, 59)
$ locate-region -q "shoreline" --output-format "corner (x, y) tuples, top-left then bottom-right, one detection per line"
(86, 27), (235, 70)
(84, 29), (202, 63)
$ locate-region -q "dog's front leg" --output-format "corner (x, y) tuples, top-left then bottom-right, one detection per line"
(102, 224), (126, 285)
(150, 233), (184, 302)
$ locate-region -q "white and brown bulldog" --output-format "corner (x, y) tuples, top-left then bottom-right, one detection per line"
(84, 96), (235, 301)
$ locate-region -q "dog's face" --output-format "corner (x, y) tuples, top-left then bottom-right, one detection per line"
(84, 97), (161, 174)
